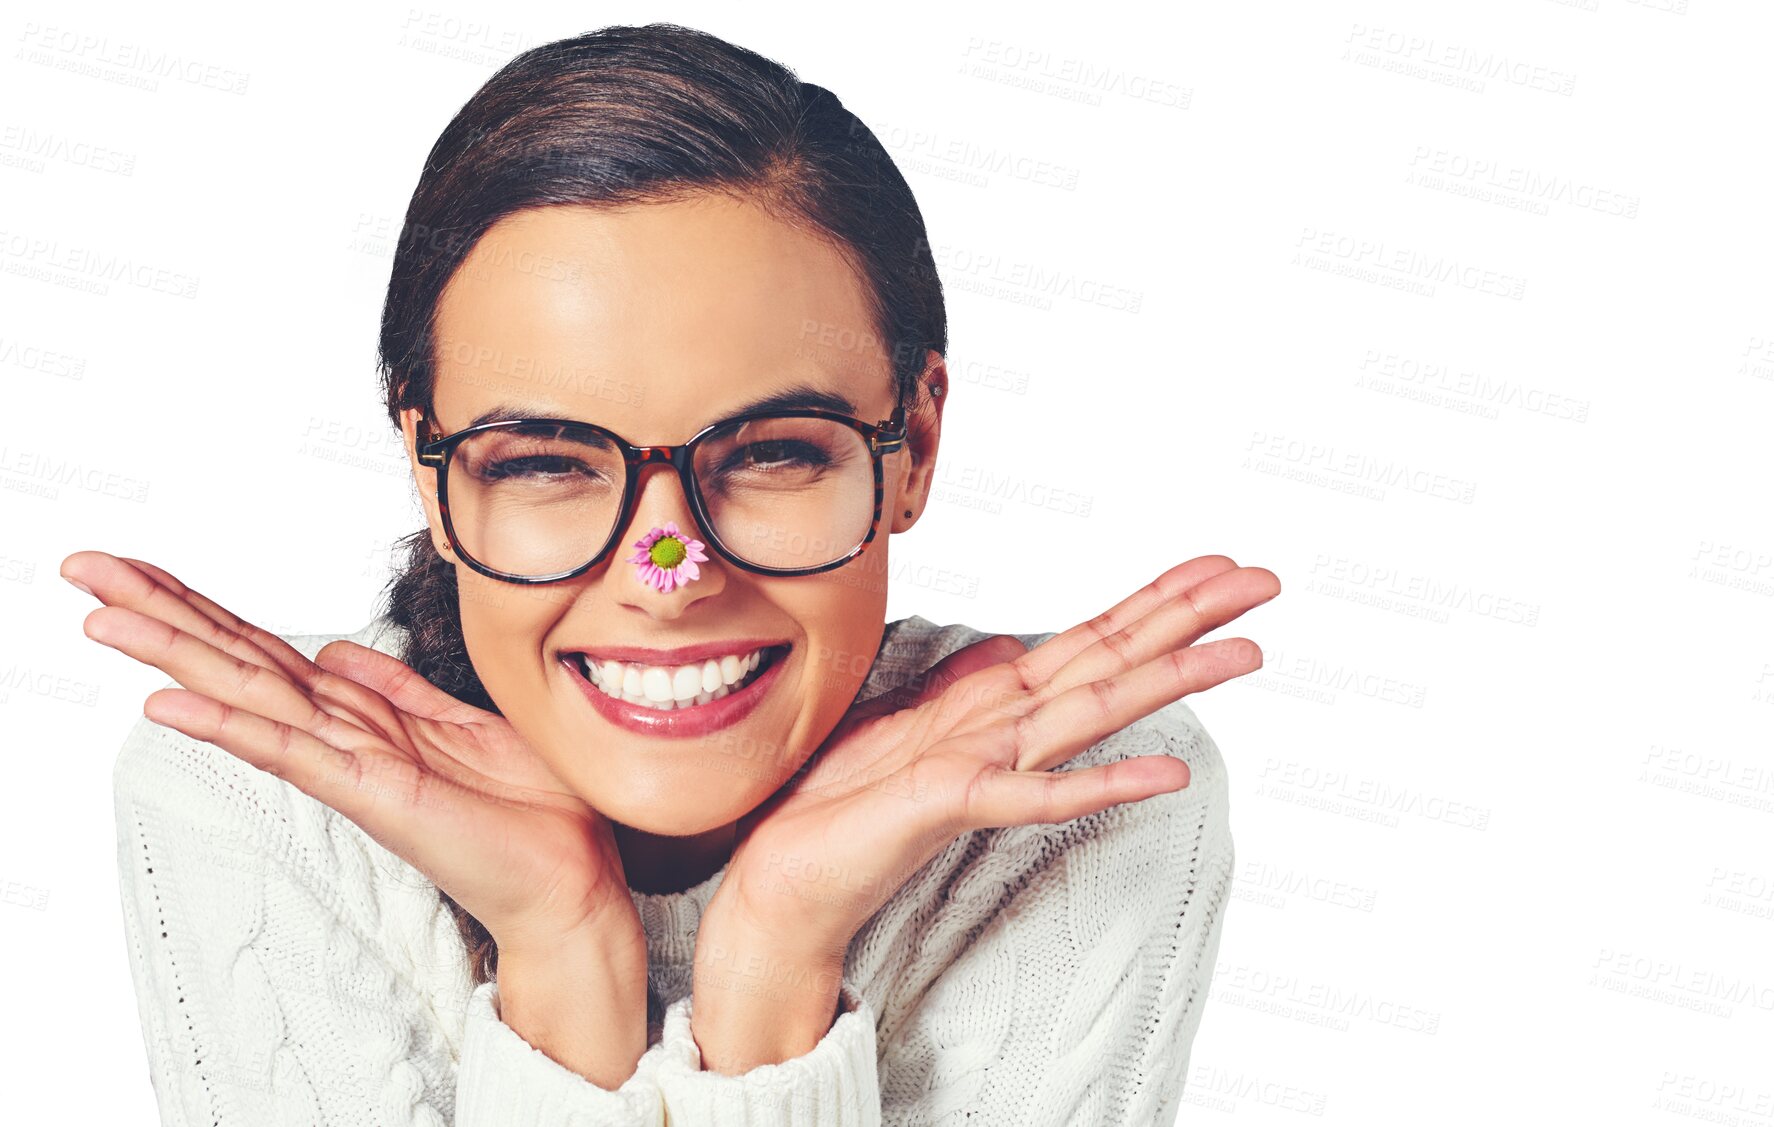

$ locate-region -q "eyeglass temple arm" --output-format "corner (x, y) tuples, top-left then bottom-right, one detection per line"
(871, 396), (911, 454)
(415, 415), (445, 467)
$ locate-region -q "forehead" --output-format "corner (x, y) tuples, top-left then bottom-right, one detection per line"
(430, 194), (894, 439)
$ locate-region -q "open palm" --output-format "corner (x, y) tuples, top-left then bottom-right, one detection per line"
(63, 550), (642, 958)
(714, 554), (1279, 951)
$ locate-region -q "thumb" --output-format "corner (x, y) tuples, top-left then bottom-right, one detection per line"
(849, 633), (1029, 723)
(315, 639), (488, 726)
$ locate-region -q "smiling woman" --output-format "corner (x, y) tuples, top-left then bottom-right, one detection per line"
(394, 197), (928, 849)
(70, 19), (1279, 1127)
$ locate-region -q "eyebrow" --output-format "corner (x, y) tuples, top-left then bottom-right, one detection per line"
(463, 381), (864, 431)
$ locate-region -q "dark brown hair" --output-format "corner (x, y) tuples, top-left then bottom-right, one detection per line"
(373, 21), (946, 986)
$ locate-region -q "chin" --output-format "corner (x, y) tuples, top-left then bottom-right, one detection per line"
(608, 804), (721, 838)
(594, 773), (773, 838)
(558, 720), (806, 838)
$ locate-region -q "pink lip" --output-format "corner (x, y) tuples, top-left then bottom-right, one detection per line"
(562, 638), (788, 665)
(562, 646), (790, 738)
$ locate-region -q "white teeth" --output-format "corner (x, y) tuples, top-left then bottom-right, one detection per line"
(670, 664), (702, 700)
(573, 646), (776, 711)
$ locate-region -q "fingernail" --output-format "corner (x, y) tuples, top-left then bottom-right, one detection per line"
(64, 575), (94, 596)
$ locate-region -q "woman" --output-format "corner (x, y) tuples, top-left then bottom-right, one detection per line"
(66, 22), (1279, 1125)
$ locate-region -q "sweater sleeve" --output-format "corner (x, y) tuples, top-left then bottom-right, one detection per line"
(455, 980), (666, 1122)
(874, 697), (1236, 1126)
(112, 702), (666, 1126)
(648, 976), (883, 1124)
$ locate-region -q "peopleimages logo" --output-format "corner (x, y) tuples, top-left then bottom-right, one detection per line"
(1243, 432), (1481, 505)
(14, 23), (251, 94)
(1406, 146), (1640, 219)
(1293, 227), (1527, 301)
(1341, 24), (1577, 97)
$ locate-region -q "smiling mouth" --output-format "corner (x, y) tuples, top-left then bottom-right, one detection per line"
(563, 644), (791, 711)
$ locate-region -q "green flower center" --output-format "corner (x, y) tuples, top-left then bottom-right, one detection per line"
(649, 536), (687, 569)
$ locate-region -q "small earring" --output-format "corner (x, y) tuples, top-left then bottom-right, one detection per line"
(903, 509), (913, 517)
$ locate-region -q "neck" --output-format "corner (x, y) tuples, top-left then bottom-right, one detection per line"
(614, 819), (738, 895)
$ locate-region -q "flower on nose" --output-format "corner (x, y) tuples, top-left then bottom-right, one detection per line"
(628, 521), (710, 593)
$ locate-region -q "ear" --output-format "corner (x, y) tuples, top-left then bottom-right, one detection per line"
(397, 406), (456, 561)
(891, 351), (947, 532)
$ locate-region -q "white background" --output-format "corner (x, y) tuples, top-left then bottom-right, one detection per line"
(5, 0), (1772, 1123)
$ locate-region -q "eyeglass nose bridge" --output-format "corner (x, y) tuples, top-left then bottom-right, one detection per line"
(627, 442), (696, 479)
(618, 442), (707, 530)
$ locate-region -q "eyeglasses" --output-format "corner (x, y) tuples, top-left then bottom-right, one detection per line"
(415, 388), (908, 584)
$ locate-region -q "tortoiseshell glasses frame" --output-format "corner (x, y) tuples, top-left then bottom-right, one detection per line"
(415, 387), (908, 585)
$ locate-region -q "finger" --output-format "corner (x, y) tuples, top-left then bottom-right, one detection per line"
(1008, 556), (1242, 689)
(1019, 565), (1279, 706)
(85, 603), (380, 752)
(64, 551), (296, 679)
(959, 754), (1192, 832)
(114, 554), (344, 689)
(845, 633), (1028, 725)
(74, 552), (417, 740)
(142, 686), (436, 859)
(1011, 636), (1263, 773)
(315, 639), (491, 727)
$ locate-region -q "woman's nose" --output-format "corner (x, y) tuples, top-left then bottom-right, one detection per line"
(610, 462), (723, 606)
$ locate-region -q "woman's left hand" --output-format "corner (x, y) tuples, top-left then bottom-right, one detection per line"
(692, 554), (1279, 1045)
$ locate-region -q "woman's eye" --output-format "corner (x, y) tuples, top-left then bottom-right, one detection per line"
(738, 440), (827, 469)
(484, 455), (598, 481)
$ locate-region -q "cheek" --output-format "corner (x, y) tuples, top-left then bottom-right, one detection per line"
(455, 582), (553, 704)
(784, 590), (888, 719)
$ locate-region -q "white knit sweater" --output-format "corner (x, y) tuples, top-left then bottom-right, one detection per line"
(112, 612), (1235, 1126)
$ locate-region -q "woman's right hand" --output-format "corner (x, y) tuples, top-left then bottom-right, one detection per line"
(62, 549), (643, 962)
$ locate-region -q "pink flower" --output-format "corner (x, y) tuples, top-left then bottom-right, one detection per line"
(627, 521), (710, 593)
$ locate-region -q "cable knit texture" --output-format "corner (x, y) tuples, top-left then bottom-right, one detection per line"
(112, 612), (1235, 1125)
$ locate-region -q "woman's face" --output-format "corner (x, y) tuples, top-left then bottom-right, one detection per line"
(397, 194), (944, 839)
